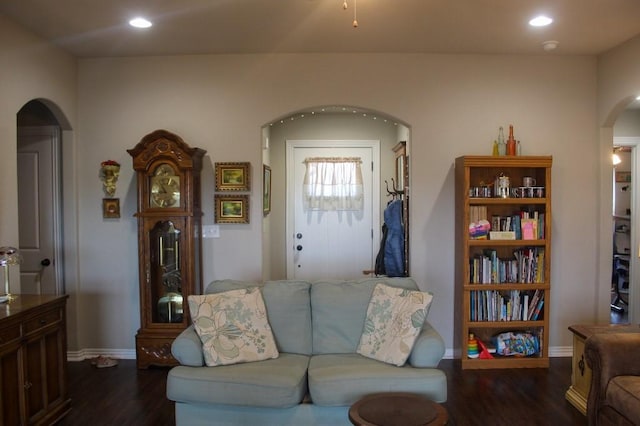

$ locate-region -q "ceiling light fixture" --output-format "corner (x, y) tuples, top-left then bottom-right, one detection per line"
(129, 17), (152, 29)
(529, 15), (553, 27)
(342, 0), (358, 28)
(542, 40), (559, 51)
(613, 153), (622, 166)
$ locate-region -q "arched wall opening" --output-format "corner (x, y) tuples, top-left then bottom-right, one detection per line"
(261, 105), (411, 280)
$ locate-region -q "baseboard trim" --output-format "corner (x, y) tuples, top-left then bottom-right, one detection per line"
(68, 346), (573, 362)
(67, 348), (136, 362)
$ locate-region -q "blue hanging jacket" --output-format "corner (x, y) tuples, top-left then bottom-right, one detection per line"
(383, 199), (405, 277)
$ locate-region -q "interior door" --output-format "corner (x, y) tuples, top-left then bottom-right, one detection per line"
(286, 140), (380, 280)
(17, 126), (61, 294)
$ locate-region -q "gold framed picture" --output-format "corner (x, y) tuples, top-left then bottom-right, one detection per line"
(263, 165), (271, 216)
(215, 194), (250, 223)
(102, 198), (120, 219)
(215, 162), (251, 191)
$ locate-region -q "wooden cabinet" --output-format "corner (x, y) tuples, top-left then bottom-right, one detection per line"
(455, 156), (552, 369)
(128, 130), (206, 369)
(0, 295), (70, 425)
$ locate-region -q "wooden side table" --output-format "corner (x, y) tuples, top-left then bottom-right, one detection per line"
(349, 392), (448, 426)
(566, 324), (640, 415)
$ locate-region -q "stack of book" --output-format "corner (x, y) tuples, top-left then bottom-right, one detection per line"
(469, 289), (544, 322)
(469, 247), (545, 284)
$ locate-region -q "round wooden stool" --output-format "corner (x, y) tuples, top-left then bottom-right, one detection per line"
(348, 392), (448, 426)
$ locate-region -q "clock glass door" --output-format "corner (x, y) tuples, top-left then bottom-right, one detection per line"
(150, 220), (183, 323)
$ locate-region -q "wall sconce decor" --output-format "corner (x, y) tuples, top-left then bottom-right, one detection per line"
(0, 246), (21, 303)
(100, 160), (121, 197)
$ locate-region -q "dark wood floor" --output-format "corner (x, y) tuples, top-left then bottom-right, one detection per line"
(58, 357), (586, 426)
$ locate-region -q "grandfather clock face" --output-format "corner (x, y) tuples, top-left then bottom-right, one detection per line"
(150, 163), (181, 208)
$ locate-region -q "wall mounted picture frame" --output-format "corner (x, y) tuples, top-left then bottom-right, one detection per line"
(102, 198), (120, 218)
(215, 194), (250, 223)
(215, 162), (251, 191)
(263, 165), (271, 216)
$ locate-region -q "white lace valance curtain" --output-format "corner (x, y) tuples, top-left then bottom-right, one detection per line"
(303, 157), (364, 211)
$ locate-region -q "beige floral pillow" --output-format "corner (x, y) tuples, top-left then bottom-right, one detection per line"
(357, 283), (433, 366)
(188, 288), (279, 366)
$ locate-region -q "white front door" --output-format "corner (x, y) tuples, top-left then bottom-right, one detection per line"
(286, 140), (380, 280)
(17, 126), (61, 294)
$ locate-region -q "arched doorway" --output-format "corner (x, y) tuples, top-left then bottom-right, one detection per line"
(261, 105), (411, 281)
(600, 95), (640, 324)
(16, 99), (70, 294)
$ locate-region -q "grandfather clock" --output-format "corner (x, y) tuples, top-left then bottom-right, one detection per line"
(128, 129), (206, 369)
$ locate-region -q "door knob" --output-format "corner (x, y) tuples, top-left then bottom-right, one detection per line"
(41, 258), (51, 267)
(296, 245), (303, 251)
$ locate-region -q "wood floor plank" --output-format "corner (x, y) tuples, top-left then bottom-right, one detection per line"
(58, 357), (586, 425)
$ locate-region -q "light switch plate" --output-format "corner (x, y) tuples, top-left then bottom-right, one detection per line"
(202, 225), (220, 238)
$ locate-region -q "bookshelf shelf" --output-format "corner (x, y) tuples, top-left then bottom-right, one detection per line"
(470, 198), (547, 205)
(464, 283), (550, 291)
(469, 239), (546, 247)
(455, 155), (552, 369)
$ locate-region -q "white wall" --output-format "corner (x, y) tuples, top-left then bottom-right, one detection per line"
(74, 53), (598, 354)
(615, 109), (640, 136)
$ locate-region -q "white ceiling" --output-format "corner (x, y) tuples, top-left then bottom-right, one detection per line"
(1, 0), (640, 58)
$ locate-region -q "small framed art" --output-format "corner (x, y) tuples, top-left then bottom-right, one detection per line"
(103, 198), (120, 219)
(215, 162), (251, 191)
(263, 165), (271, 216)
(215, 194), (250, 223)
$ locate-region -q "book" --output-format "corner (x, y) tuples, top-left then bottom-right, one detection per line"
(531, 299), (544, 321)
(521, 218), (538, 240)
(527, 290), (541, 320)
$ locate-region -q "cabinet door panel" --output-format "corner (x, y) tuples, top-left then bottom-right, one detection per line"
(0, 346), (23, 426)
(24, 338), (45, 420)
(44, 329), (64, 405)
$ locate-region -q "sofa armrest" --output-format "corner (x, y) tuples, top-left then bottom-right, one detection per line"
(171, 325), (205, 367)
(408, 321), (445, 368)
(584, 333), (640, 424)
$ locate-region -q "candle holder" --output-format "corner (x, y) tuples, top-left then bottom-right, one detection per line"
(0, 246), (21, 303)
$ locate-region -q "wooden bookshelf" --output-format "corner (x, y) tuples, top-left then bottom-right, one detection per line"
(455, 156), (552, 369)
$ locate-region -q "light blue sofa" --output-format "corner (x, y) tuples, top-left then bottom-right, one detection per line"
(166, 277), (447, 426)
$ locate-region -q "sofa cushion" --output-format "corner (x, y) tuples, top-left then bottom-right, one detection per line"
(310, 278), (419, 354)
(188, 288), (279, 366)
(167, 353), (310, 408)
(606, 376), (640, 422)
(357, 283), (433, 366)
(206, 280), (312, 355)
(308, 353), (447, 406)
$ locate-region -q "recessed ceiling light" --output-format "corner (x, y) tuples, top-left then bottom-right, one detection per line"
(636, 95), (640, 100)
(529, 15), (553, 27)
(129, 17), (152, 29)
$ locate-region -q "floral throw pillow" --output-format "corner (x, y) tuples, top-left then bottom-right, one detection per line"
(188, 288), (279, 366)
(357, 283), (433, 366)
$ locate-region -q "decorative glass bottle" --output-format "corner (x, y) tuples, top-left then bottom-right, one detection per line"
(506, 125), (516, 156)
(498, 127), (506, 155)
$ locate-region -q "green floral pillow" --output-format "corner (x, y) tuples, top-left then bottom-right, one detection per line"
(188, 288), (279, 366)
(357, 283), (433, 366)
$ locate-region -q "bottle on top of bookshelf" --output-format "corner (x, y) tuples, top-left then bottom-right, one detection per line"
(455, 155), (552, 369)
